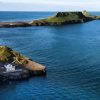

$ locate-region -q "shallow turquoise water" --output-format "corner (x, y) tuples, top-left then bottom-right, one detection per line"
(0, 12), (100, 100)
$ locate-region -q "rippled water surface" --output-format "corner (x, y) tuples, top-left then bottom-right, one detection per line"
(0, 12), (100, 100)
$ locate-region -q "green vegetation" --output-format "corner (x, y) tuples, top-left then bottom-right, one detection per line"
(43, 12), (87, 23)
(0, 46), (28, 64)
(30, 11), (94, 26)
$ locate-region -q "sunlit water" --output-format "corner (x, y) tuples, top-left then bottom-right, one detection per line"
(0, 12), (100, 100)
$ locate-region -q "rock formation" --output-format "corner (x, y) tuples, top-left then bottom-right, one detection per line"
(0, 46), (46, 81)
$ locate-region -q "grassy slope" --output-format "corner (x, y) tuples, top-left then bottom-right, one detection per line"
(0, 46), (45, 71)
(41, 12), (88, 23)
(0, 46), (28, 64)
(31, 11), (98, 25)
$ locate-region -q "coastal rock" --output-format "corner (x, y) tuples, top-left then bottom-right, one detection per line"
(56, 12), (67, 17)
(0, 46), (46, 81)
(0, 22), (31, 28)
(82, 10), (100, 20)
(82, 10), (90, 17)
(56, 12), (86, 18)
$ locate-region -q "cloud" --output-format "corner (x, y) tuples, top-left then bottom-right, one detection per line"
(0, 1), (100, 11)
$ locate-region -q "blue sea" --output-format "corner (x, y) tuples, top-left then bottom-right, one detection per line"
(0, 11), (100, 100)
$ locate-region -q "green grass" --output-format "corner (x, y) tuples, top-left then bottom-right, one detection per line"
(0, 46), (13, 62)
(44, 16), (79, 23)
(0, 46), (28, 64)
(31, 11), (94, 25)
(43, 12), (86, 23)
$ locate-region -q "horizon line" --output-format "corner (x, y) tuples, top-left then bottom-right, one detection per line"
(0, 10), (100, 12)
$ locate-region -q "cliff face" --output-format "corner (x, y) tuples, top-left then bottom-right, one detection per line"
(0, 46), (45, 71)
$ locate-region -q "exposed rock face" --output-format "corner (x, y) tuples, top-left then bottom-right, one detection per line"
(56, 12), (86, 18)
(0, 11), (99, 28)
(56, 12), (67, 17)
(0, 46), (46, 81)
(82, 10), (90, 17)
(82, 10), (100, 20)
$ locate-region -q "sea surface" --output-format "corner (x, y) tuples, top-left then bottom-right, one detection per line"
(0, 11), (100, 100)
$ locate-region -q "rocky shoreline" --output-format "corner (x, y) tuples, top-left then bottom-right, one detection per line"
(0, 18), (93, 28)
(0, 11), (99, 28)
(0, 22), (31, 28)
(0, 46), (46, 82)
(0, 68), (46, 82)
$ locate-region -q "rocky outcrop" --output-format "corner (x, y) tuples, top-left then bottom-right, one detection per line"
(56, 12), (86, 18)
(0, 11), (99, 28)
(82, 10), (100, 20)
(30, 11), (94, 26)
(0, 22), (32, 28)
(0, 46), (46, 81)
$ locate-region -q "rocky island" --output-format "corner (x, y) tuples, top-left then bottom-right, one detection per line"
(0, 46), (46, 82)
(0, 11), (99, 28)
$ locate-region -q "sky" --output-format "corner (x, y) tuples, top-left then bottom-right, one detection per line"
(0, 0), (100, 11)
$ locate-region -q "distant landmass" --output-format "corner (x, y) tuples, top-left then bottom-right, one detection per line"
(0, 10), (99, 28)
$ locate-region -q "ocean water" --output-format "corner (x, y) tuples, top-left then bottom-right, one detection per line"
(0, 12), (100, 100)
